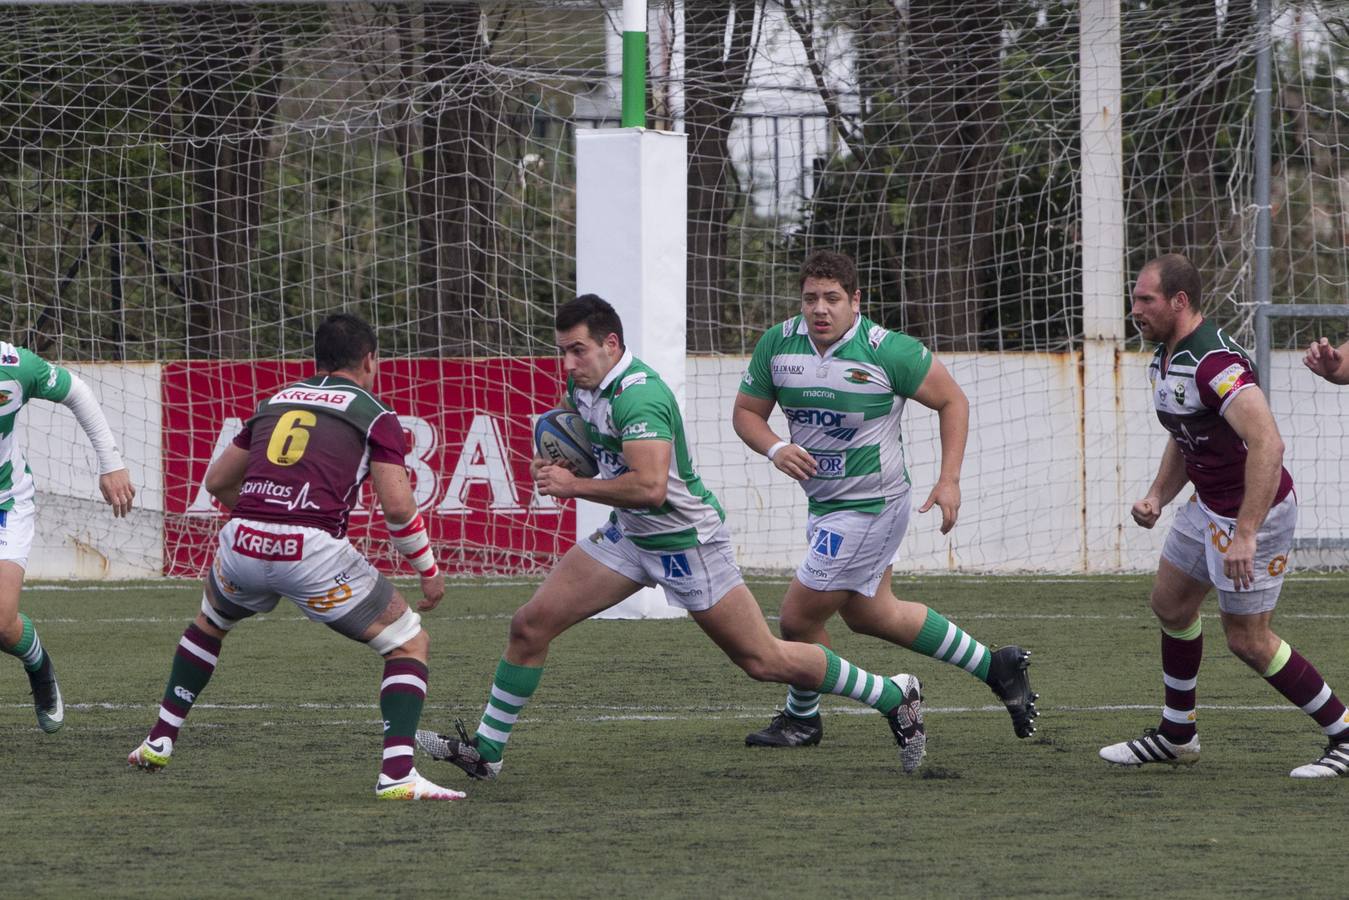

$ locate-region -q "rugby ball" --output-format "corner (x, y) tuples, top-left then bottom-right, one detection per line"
(533, 409), (598, 477)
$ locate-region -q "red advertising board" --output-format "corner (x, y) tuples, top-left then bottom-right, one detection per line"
(162, 358), (573, 577)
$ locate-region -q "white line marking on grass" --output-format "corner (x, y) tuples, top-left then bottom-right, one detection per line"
(3, 701), (1310, 719)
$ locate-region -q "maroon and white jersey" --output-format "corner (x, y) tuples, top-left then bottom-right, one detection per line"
(1147, 319), (1293, 517)
(230, 375), (406, 537)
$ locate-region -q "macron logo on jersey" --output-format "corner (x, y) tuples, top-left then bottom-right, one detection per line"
(269, 387), (356, 411)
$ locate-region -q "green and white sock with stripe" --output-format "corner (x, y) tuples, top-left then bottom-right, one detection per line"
(474, 658), (543, 763)
(2, 614), (46, 673)
(784, 684), (820, 719)
(910, 608), (991, 682)
(816, 646), (903, 713)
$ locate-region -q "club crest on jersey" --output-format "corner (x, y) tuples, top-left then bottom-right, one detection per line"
(0, 380), (22, 415)
(661, 553), (693, 579)
(0, 353), (17, 366)
(810, 528), (844, 558)
(1173, 381), (1186, 405)
(844, 368), (872, 385)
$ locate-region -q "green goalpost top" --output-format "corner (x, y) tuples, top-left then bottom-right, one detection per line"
(621, 0), (646, 128)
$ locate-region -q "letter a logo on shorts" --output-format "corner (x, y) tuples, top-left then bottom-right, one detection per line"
(661, 553), (693, 579)
(811, 529), (844, 559)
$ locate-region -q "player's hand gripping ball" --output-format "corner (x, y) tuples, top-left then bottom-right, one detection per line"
(533, 409), (598, 478)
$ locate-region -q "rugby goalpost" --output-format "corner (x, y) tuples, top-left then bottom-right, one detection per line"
(576, 0), (689, 618)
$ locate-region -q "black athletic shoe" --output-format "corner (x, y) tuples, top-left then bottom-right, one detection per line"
(987, 645), (1038, 738)
(745, 711), (823, 748)
(27, 653), (64, 733)
(415, 719), (501, 780)
(884, 673), (926, 773)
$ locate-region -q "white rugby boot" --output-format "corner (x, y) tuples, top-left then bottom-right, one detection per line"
(1099, 728), (1200, 766)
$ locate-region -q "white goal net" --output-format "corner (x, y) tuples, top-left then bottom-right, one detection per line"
(1, 1), (1346, 576)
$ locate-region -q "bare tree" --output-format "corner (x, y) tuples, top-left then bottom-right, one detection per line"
(902, 0), (1003, 351)
(684, 1), (757, 353)
(399, 3), (504, 355)
(174, 6), (279, 359)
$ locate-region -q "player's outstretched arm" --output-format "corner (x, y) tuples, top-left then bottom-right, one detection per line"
(1222, 387), (1285, 591)
(1133, 440), (1188, 529)
(732, 390), (816, 481)
(370, 460), (443, 611)
(1303, 337), (1349, 385)
(909, 358), (968, 533)
(59, 374), (135, 517)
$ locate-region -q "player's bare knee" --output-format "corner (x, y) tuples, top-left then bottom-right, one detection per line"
(735, 643), (792, 682)
(507, 605), (551, 656)
(1149, 593), (1191, 630)
(1225, 633), (1271, 670)
(778, 614), (814, 642)
(737, 653), (779, 682)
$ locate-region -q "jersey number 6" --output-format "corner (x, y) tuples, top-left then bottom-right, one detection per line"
(267, 410), (318, 467)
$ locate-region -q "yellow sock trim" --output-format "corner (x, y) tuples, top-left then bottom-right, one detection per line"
(1263, 640), (1292, 678)
(1162, 619), (1202, 641)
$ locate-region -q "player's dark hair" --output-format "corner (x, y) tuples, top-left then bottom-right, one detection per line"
(1146, 253), (1202, 310)
(800, 250), (858, 297)
(314, 312), (377, 372)
(556, 294), (625, 348)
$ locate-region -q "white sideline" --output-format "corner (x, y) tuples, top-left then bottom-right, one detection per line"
(0, 701), (1313, 718)
(21, 575), (1349, 591)
(27, 610), (1349, 626)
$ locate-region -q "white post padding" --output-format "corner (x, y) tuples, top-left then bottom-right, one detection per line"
(1080, 0), (1127, 571)
(576, 128), (690, 618)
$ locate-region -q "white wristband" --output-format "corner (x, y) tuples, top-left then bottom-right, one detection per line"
(766, 440), (789, 461)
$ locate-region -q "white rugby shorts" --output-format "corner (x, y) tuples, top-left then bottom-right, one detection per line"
(209, 518), (394, 637)
(1161, 493), (1296, 615)
(577, 518), (744, 612)
(0, 499), (36, 569)
(795, 494), (910, 597)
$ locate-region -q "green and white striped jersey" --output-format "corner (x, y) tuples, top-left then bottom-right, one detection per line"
(567, 351), (725, 551)
(740, 315), (932, 515)
(0, 342), (74, 510)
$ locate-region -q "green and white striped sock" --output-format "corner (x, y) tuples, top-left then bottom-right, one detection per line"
(474, 658), (543, 763)
(2, 614), (46, 673)
(784, 685), (820, 719)
(910, 608), (991, 682)
(816, 646), (902, 713)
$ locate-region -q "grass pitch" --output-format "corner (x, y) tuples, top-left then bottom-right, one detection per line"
(4, 574), (1347, 898)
